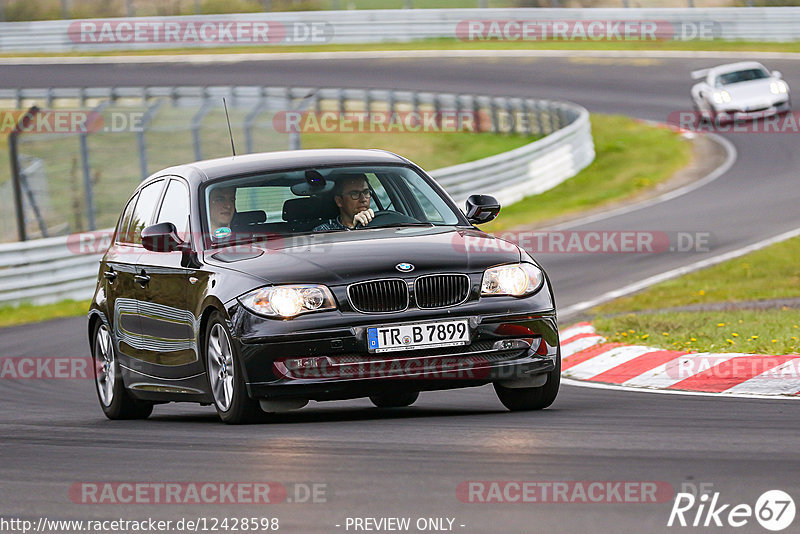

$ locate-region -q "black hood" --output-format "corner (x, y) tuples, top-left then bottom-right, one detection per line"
(205, 226), (522, 286)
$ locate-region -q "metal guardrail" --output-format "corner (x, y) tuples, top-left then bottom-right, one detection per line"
(1, 7), (799, 52)
(0, 86), (593, 306)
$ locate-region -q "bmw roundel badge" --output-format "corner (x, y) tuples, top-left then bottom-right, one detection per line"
(396, 262), (415, 272)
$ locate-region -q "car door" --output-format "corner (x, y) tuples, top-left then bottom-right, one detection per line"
(117, 178), (166, 373)
(103, 191), (142, 364)
(134, 177), (203, 386)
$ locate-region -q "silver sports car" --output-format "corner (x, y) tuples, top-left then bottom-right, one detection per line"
(691, 61), (790, 121)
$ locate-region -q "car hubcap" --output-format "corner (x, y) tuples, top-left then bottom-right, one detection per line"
(208, 323), (235, 412)
(95, 324), (115, 407)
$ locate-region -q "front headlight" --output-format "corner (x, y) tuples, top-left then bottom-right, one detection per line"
(770, 81), (789, 94)
(481, 263), (544, 297)
(238, 285), (337, 318)
(712, 91), (732, 104)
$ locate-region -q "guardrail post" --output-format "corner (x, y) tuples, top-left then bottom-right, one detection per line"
(521, 99), (532, 136)
(489, 98), (499, 134)
(471, 96), (483, 133)
(387, 90), (396, 115)
(503, 97), (513, 134)
(79, 101), (108, 231)
(137, 100), (163, 181)
(192, 100), (213, 160)
(8, 106), (40, 241)
(244, 92), (267, 154)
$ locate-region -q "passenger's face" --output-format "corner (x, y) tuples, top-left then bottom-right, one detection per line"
(335, 179), (371, 219)
(209, 188), (235, 230)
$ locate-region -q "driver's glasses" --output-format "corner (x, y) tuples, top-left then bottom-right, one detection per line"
(345, 188), (371, 200)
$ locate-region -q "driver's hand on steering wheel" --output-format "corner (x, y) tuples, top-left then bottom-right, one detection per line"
(353, 208), (375, 227)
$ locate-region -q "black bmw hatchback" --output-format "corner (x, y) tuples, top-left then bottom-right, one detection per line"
(88, 149), (560, 423)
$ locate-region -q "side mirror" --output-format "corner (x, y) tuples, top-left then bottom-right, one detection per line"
(141, 222), (184, 252)
(465, 195), (501, 225)
(773, 70), (783, 79)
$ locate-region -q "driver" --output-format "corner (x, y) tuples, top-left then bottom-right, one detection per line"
(313, 174), (375, 231)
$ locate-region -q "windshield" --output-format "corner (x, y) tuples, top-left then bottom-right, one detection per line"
(715, 68), (769, 87)
(202, 165), (462, 246)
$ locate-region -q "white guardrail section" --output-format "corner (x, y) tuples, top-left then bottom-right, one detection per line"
(2, 7), (800, 52)
(0, 86), (593, 306)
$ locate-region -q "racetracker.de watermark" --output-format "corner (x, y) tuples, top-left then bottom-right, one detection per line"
(455, 20), (719, 41)
(457, 481), (674, 503)
(273, 111), (492, 134)
(0, 357), (93, 379)
(68, 19), (332, 44)
(665, 355), (800, 380)
(1, 109), (145, 135)
(69, 482), (327, 504)
(455, 231), (712, 255)
(668, 110), (800, 134)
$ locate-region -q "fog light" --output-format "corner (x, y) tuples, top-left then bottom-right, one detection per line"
(284, 356), (328, 371)
(493, 339), (531, 351)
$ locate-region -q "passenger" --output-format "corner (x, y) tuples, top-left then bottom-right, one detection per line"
(313, 174), (375, 231)
(208, 187), (236, 233)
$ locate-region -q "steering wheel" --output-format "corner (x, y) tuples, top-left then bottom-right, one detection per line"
(364, 210), (421, 228)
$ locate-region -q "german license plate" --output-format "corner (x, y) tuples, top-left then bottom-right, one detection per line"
(367, 319), (470, 353)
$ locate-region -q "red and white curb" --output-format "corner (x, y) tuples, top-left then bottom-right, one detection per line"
(559, 323), (800, 397)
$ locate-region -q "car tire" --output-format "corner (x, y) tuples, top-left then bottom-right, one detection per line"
(493, 351), (561, 412)
(369, 391), (419, 408)
(92, 321), (153, 420)
(205, 311), (263, 424)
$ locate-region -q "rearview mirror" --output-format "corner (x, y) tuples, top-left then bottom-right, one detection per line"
(141, 222), (184, 252)
(773, 70), (783, 79)
(465, 195), (501, 225)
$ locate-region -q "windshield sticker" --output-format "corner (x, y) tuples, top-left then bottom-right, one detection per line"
(213, 227), (232, 240)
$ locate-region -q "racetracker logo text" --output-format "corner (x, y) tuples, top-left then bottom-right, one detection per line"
(668, 111), (800, 134)
(69, 482), (327, 504)
(457, 481), (673, 503)
(456, 20), (719, 41)
(273, 111), (491, 134)
(68, 20), (332, 44)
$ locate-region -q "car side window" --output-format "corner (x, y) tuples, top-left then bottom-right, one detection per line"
(130, 180), (165, 246)
(116, 192), (139, 244)
(156, 179), (190, 239)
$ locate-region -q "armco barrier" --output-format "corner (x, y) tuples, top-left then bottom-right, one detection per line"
(0, 86), (593, 306)
(1, 7), (800, 52)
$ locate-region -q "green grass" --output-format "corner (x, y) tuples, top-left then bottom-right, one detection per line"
(483, 114), (692, 232)
(592, 236), (800, 355)
(7, 38), (800, 58)
(301, 130), (538, 171)
(7, 38), (800, 57)
(0, 299), (90, 328)
(595, 310), (800, 355)
(593, 236), (800, 314)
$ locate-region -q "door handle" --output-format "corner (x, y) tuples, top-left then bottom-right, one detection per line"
(103, 269), (117, 282)
(134, 271), (150, 286)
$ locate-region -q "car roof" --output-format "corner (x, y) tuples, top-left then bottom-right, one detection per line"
(148, 149), (411, 186)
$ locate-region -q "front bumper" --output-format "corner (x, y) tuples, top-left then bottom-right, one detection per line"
(715, 97), (790, 120)
(233, 312), (559, 402)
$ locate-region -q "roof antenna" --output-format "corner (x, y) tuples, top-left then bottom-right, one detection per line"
(223, 97), (236, 156)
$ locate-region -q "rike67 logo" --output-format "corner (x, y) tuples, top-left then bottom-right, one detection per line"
(668, 487), (795, 531)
